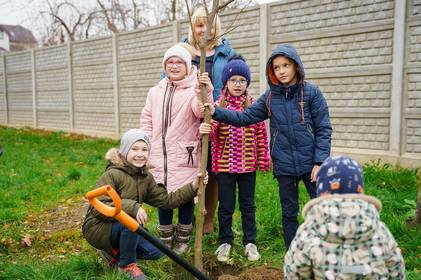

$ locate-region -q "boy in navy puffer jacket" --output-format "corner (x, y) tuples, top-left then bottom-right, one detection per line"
(202, 44), (332, 248)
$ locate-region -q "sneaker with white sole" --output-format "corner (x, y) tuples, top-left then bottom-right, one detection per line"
(215, 243), (231, 262)
(244, 243), (260, 261)
(118, 263), (148, 280)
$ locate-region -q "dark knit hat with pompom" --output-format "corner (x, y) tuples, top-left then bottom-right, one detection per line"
(221, 55), (251, 87)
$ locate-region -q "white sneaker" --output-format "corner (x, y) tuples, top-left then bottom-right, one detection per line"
(215, 243), (231, 262)
(244, 243), (260, 261)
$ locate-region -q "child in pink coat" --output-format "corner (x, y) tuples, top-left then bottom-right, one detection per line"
(200, 56), (270, 262)
(140, 43), (213, 254)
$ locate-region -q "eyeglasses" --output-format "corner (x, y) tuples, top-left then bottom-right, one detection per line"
(166, 60), (185, 68)
(228, 78), (247, 86)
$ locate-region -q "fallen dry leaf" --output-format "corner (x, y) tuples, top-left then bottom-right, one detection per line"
(20, 234), (32, 247)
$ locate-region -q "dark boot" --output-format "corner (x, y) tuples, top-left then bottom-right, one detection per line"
(157, 224), (174, 249)
(173, 223), (192, 254)
(98, 250), (119, 268)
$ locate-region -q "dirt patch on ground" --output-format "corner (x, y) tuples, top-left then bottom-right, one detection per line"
(5, 196), (90, 260)
(205, 261), (244, 279)
(24, 196), (88, 234)
(204, 259), (283, 280)
(218, 266), (284, 280)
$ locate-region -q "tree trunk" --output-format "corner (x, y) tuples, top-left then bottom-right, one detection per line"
(193, 42), (211, 272)
(192, 0), (236, 271)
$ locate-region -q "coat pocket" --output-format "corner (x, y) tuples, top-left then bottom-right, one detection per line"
(177, 141), (200, 168)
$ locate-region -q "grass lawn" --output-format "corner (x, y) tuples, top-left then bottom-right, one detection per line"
(0, 126), (420, 279)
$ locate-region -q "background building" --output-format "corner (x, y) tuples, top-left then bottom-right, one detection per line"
(0, 24), (37, 52)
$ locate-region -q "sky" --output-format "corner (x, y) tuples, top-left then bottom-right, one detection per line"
(0, 0), (279, 26)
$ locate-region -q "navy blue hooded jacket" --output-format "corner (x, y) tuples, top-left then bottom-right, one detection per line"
(213, 44), (332, 176)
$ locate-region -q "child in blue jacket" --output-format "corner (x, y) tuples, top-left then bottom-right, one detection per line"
(202, 44), (332, 248)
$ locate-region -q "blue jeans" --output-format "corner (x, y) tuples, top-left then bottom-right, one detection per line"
(158, 199), (194, 225)
(111, 222), (164, 267)
(217, 172), (257, 245)
(276, 172), (316, 248)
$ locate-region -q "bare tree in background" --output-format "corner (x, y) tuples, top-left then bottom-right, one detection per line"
(43, 0), (97, 43)
(162, 0), (255, 23)
(4, 0), (256, 46)
(95, 0), (151, 33)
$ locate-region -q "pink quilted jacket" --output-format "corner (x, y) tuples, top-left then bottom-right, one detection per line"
(140, 66), (213, 193)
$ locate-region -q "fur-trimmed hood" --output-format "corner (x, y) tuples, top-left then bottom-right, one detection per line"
(104, 148), (148, 176)
(105, 148), (123, 165)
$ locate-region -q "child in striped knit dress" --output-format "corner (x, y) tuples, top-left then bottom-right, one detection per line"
(200, 56), (270, 262)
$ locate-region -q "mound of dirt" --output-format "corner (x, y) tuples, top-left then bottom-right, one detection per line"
(218, 266), (284, 280)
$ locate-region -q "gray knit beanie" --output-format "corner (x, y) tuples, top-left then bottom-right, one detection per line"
(119, 129), (151, 159)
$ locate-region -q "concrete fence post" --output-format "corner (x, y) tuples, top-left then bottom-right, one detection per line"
(2, 54), (8, 124)
(67, 41), (74, 130)
(389, 0), (407, 156)
(112, 33), (120, 137)
(31, 49), (37, 128)
(259, 3), (269, 95)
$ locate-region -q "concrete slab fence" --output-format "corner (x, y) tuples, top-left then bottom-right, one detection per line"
(0, 0), (420, 166)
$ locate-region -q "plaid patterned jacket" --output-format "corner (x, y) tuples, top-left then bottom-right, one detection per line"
(284, 194), (405, 280)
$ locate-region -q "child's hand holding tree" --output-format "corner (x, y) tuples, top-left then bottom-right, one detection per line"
(199, 123), (212, 135)
(198, 72), (211, 87)
(195, 72), (211, 96)
(199, 103), (215, 115)
(193, 172), (209, 191)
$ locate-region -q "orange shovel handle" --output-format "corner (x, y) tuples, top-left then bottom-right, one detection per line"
(86, 185), (139, 232)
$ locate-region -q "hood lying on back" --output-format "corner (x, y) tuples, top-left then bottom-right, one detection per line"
(266, 44), (305, 87)
(302, 194), (382, 244)
(105, 148), (123, 165)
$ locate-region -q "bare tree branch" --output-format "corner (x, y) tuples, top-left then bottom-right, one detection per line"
(218, 0), (235, 11)
(214, 0), (251, 40)
(96, 0), (118, 33)
(185, 0), (195, 43)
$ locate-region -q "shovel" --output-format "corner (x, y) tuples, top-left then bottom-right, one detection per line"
(86, 185), (209, 280)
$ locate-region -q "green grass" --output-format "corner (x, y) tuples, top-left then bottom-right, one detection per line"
(0, 126), (420, 279)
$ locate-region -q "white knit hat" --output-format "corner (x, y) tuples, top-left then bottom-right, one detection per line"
(162, 44), (192, 74)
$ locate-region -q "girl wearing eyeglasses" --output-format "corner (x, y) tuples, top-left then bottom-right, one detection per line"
(140, 43), (212, 255)
(200, 56), (270, 262)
